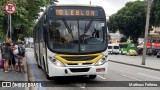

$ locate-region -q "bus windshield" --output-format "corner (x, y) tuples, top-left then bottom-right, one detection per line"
(114, 46), (119, 49)
(48, 19), (106, 53)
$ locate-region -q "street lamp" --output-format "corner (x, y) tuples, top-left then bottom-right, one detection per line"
(142, 0), (153, 65)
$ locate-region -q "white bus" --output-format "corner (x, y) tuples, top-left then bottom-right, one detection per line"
(33, 4), (109, 79)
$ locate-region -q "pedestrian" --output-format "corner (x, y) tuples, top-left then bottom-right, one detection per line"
(15, 40), (25, 72)
(9, 43), (16, 71)
(2, 39), (12, 72)
(14, 41), (20, 72)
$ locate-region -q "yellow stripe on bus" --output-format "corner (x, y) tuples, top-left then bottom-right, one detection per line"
(54, 53), (103, 64)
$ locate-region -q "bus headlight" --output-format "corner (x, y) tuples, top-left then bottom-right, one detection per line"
(53, 60), (64, 67)
(49, 56), (64, 67)
(95, 57), (107, 66)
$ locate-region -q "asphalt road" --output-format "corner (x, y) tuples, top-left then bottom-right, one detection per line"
(26, 49), (160, 90)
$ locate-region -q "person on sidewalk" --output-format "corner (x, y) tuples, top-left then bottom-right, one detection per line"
(14, 42), (19, 72)
(15, 40), (25, 72)
(2, 39), (12, 72)
(9, 43), (16, 71)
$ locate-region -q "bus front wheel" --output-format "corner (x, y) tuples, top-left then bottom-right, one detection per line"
(36, 54), (41, 69)
(46, 73), (53, 80)
(38, 64), (41, 69)
(89, 75), (97, 79)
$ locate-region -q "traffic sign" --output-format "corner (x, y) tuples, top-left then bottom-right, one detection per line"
(4, 2), (16, 14)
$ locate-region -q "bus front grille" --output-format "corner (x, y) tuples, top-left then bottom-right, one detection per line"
(61, 56), (97, 61)
(67, 63), (78, 65)
(69, 68), (90, 72)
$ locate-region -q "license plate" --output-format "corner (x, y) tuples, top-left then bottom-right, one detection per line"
(96, 68), (105, 72)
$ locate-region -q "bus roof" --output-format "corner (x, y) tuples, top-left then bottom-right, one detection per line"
(56, 4), (101, 8)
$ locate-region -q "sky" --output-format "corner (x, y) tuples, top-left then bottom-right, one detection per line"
(57, 0), (142, 16)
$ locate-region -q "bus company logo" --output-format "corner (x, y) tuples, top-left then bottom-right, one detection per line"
(80, 46), (86, 51)
(2, 82), (12, 87)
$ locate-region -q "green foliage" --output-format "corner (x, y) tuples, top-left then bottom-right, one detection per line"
(0, 0), (58, 42)
(150, 0), (160, 26)
(109, 1), (147, 44)
(120, 37), (127, 43)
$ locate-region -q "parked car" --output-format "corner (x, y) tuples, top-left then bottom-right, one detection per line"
(147, 48), (153, 56)
(152, 48), (160, 55)
(126, 49), (137, 56)
(157, 51), (160, 58)
(108, 43), (120, 54)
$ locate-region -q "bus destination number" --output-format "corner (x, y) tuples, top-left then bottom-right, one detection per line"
(56, 9), (98, 16)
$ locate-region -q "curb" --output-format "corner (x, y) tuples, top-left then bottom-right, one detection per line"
(108, 59), (160, 71)
(25, 57), (29, 90)
(26, 53), (38, 90)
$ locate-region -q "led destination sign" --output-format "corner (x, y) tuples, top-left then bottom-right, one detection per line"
(55, 9), (98, 16)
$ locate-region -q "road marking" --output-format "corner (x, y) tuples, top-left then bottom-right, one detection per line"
(122, 74), (142, 81)
(97, 75), (106, 79)
(137, 73), (160, 80)
(71, 83), (86, 89)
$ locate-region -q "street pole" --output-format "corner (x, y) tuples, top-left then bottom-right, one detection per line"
(6, 15), (9, 39)
(9, 14), (12, 41)
(9, 14), (13, 70)
(142, 0), (152, 65)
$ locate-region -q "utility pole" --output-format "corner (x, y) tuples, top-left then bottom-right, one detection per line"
(142, 0), (153, 65)
(90, 1), (91, 5)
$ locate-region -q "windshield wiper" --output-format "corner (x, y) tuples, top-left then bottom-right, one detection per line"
(62, 18), (74, 40)
(84, 20), (93, 33)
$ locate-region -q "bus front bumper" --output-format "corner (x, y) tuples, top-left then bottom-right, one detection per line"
(48, 61), (108, 77)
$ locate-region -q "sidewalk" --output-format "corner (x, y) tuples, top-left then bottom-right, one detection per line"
(108, 54), (160, 71)
(0, 51), (28, 90)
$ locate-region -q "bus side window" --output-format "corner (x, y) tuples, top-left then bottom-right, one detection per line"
(43, 21), (48, 43)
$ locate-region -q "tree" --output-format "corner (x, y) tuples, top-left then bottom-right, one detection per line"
(0, 0), (58, 42)
(109, 1), (147, 44)
(150, 0), (160, 27)
(0, 0), (8, 41)
(120, 37), (127, 43)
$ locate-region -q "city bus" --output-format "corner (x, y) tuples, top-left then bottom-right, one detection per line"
(33, 4), (108, 79)
(119, 42), (137, 55)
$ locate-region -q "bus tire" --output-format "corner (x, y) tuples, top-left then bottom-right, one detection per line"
(43, 58), (52, 80)
(46, 73), (52, 80)
(89, 75), (97, 79)
(38, 64), (41, 69)
(43, 58), (47, 72)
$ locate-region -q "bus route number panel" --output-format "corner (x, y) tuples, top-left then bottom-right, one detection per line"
(55, 9), (98, 16)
